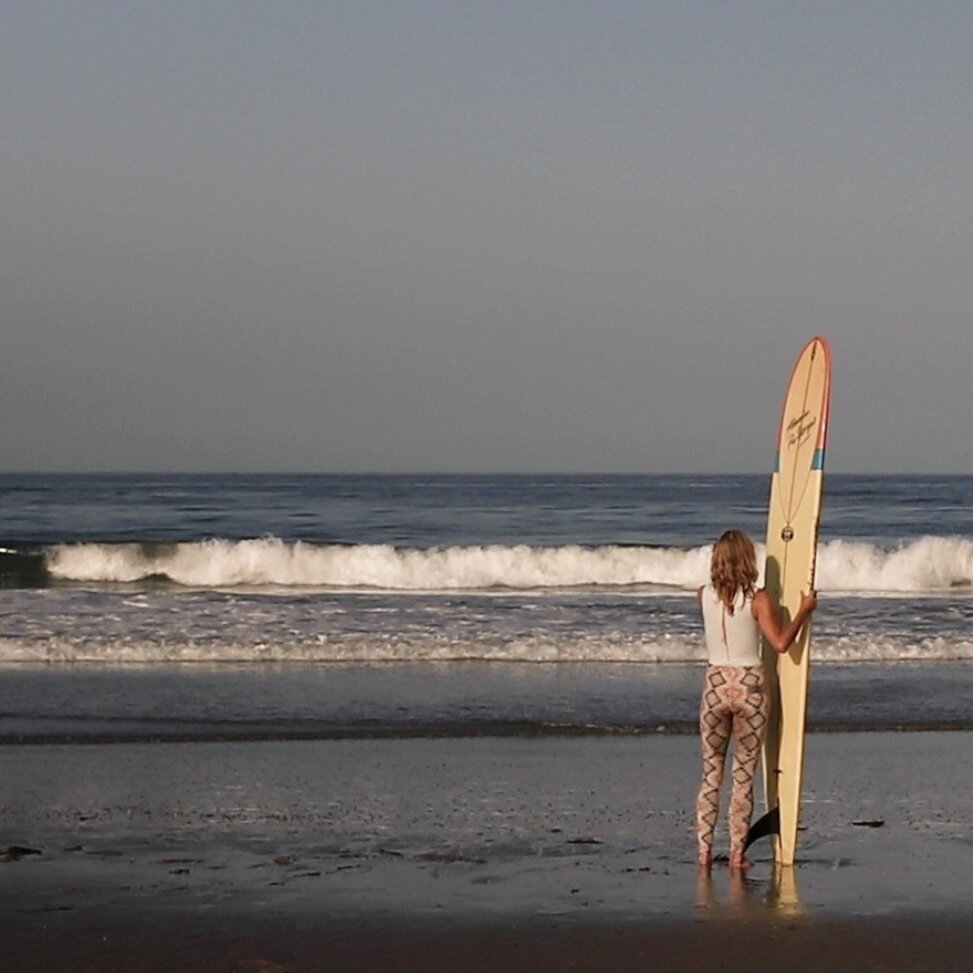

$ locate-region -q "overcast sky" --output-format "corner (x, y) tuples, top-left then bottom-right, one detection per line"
(3, 2), (971, 473)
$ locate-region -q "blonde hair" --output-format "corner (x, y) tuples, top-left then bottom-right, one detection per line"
(710, 529), (758, 613)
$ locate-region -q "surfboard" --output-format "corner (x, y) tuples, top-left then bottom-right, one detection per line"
(757, 336), (832, 866)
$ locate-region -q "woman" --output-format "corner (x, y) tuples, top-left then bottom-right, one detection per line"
(696, 529), (817, 870)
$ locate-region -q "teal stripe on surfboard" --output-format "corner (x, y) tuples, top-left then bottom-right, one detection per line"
(773, 448), (826, 472)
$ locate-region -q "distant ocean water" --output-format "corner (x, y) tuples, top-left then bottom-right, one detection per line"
(2, 473), (972, 740)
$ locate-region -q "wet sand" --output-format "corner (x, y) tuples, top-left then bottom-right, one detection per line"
(9, 911), (973, 973)
(3, 732), (972, 970)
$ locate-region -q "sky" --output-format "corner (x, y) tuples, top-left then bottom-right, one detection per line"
(2, 1), (972, 474)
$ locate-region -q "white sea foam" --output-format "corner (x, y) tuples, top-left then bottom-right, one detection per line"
(4, 632), (973, 665)
(42, 535), (973, 594)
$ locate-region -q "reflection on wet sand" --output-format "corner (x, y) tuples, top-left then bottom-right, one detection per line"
(695, 864), (801, 918)
(766, 864), (801, 915)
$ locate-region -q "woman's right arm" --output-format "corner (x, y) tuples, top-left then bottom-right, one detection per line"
(752, 589), (817, 654)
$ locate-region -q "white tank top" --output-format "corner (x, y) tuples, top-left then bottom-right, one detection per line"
(700, 583), (761, 666)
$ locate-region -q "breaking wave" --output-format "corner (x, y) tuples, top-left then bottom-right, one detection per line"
(33, 534), (973, 594)
(43, 538), (712, 591)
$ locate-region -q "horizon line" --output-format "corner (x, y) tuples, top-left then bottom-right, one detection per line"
(0, 469), (968, 478)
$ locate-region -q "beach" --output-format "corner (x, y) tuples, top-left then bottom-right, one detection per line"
(5, 730), (972, 971)
(3, 473), (973, 969)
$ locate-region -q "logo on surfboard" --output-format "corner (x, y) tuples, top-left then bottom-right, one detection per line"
(786, 411), (817, 450)
(781, 526), (794, 541)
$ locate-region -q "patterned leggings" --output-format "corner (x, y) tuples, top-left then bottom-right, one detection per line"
(696, 665), (769, 860)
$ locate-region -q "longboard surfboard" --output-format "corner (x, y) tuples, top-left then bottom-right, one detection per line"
(751, 336), (832, 866)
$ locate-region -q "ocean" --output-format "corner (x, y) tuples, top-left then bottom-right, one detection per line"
(2, 473), (972, 741)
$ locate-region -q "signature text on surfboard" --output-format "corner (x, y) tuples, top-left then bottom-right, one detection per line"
(787, 411), (817, 450)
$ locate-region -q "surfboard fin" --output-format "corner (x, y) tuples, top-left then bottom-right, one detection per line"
(743, 806), (780, 853)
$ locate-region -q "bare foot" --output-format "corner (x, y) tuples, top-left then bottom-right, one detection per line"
(697, 850), (713, 869)
(729, 854), (753, 871)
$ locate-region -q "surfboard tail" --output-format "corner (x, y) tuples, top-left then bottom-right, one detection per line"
(743, 806), (780, 853)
